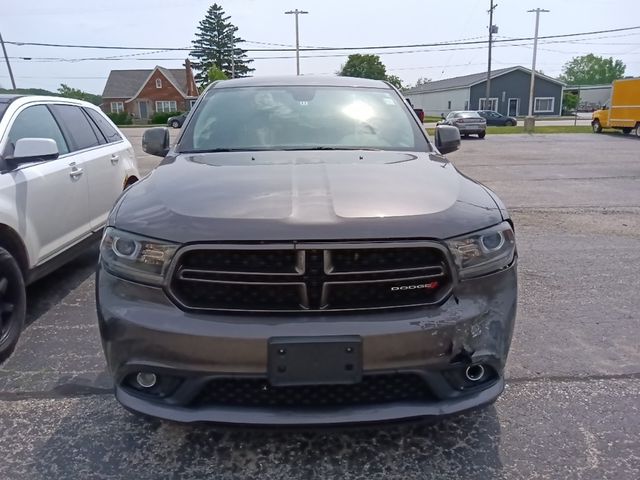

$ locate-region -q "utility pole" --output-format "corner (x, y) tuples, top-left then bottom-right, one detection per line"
(526, 8), (550, 125)
(0, 32), (17, 90)
(231, 51), (235, 79)
(485, 1), (497, 111)
(574, 86), (580, 126)
(285, 9), (309, 75)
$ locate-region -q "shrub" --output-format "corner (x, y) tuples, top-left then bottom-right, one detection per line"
(151, 111), (182, 125)
(106, 112), (133, 125)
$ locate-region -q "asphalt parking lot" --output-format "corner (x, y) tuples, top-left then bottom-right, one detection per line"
(1, 130), (639, 479)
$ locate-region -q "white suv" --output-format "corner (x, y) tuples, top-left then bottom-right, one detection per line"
(0, 95), (139, 362)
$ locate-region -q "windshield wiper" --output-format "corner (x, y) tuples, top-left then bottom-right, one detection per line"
(180, 148), (271, 153)
(280, 147), (383, 151)
(181, 147), (385, 153)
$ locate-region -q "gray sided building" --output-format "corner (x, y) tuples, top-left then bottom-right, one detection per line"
(564, 84), (612, 111)
(404, 66), (565, 117)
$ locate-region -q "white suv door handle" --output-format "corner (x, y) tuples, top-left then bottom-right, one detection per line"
(69, 163), (83, 179)
(110, 154), (120, 165)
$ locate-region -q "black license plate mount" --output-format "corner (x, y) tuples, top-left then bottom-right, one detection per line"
(268, 336), (362, 387)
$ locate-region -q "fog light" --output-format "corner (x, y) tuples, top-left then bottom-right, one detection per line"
(136, 372), (157, 388)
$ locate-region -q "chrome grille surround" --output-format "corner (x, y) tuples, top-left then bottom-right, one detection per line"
(167, 242), (455, 313)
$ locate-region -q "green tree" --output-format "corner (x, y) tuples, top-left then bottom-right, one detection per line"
(207, 66), (228, 82)
(57, 84), (102, 105)
(0, 87), (56, 96)
(414, 77), (431, 88)
(339, 54), (405, 88)
(339, 54), (387, 81)
(558, 54), (626, 85)
(191, 3), (254, 86)
(386, 74), (405, 90)
(562, 91), (579, 113)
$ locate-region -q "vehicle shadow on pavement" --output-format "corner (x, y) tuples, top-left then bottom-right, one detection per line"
(27, 396), (505, 479)
(25, 244), (99, 327)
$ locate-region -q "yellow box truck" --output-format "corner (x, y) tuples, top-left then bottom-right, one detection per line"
(591, 77), (640, 137)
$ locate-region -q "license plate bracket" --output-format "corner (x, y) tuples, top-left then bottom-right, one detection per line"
(268, 336), (362, 387)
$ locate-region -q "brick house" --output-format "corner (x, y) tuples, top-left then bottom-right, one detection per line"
(101, 60), (198, 121)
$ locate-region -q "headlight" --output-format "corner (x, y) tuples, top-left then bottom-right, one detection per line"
(445, 222), (516, 279)
(100, 227), (179, 285)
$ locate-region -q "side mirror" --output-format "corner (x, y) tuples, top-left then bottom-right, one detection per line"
(435, 125), (461, 155)
(11, 138), (59, 164)
(142, 127), (170, 157)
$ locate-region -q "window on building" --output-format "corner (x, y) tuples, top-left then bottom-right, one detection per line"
(534, 97), (554, 113)
(479, 98), (498, 111)
(447, 100), (451, 110)
(189, 99), (197, 109)
(110, 102), (124, 113)
(156, 78), (162, 89)
(155, 100), (177, 113)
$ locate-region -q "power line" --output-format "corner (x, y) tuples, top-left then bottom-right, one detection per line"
(11, 37), (639, 64)
(4, 25), (640, 53)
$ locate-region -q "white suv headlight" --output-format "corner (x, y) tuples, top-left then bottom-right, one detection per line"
(100, 227), (178, 285)
(445, 222), (516, 279)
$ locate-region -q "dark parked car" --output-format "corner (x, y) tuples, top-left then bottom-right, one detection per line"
(439, 111), (487, 138)
(97, 76), (517, 426)
(167, 112), (187, 128)
(477, 110), (517, 126)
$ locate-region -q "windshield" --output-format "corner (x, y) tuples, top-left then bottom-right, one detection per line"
(179, 85), (430, 153)
(456, 111), (482, 118)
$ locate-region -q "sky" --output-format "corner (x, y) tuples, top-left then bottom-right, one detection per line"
(1, 0), (639, 94)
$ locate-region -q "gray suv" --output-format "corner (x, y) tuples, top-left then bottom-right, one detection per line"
(96, 76), (517, 425)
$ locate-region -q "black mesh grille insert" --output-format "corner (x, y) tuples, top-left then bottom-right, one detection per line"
(179, 249), (300, 274)
(193, 374), (432, 408)
(172, 281), (305, 311)
(324, 277), (445, 310)
(329, 247), (443, 273)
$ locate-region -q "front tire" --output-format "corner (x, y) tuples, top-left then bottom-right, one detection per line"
(507, 120), (516, 127)
(592, 120), (602, 133)
(478, 131), (486, 139)
(0, 247), (26, 363)
(171, 120), (180, 129)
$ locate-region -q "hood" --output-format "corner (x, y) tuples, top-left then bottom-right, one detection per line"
(113, 151), (503, 243)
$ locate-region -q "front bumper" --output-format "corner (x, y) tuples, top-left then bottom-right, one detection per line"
(97, 263), (517, 425)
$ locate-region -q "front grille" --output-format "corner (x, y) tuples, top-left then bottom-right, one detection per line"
(169, 242), (452, 312)
(192, 374), (432, 409)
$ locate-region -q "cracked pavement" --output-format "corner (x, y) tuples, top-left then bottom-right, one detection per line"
(0, 132), (638, 479)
